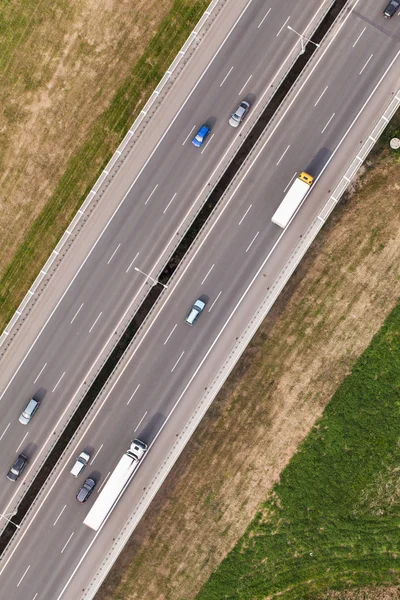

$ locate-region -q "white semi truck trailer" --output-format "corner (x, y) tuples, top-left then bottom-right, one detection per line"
(83, 438), (147, 531)
(271, 172), (314, 228)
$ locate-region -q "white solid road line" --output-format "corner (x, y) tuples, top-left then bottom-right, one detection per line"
(70, 303), (84, 325)
(52, 372), (66, 393)
(55, 13), (398, 529)
(276, 144), (290, 166)
(33, 362), (47, 383)
(29, 11), (400, 600)
(127, 385), (140, 405)
(182, 126), (196, 146)
(360, 54), (373, 75)
(258, 7), (271, 28)
(107, 244), (121, 265)
(164, 324), (177, 345)
(238, 74), (252, 96)
(171, 351), (185, 373)
(7, 12), (334, 562)
(144, 184), (159, 205)
(0, 0), (374, 587)
(134, 411), (148, 433)
(16, 565), (30, 587)
(163, 193), (177, 214)
(246, 231), (260, 253)
(15, 433), (28, 453)
(0, 0), (258, 420)
(89, 312), (103, 333)
(90, 445), (103, 465)
(208, 291), (222, 312)
(0, 0), (382, 580)
(352, 27), (366, 48)
(314, 85), (328, 107)
(321, 112), (335, 134)
(126, 251), (139, 273)
(0, 423), (10, 440)
(201, 133), (215, 155)
(220, 66), (233, 87)
(53, 505), (67, 527)
(0, 0), (264, 569)
(60, 532), (74, 554)
(201, 264), (215, 285)
(238, 204), (252, 225)
(276, 16), (290, 37)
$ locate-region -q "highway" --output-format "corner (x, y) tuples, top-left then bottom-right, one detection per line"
(0, 1), (398, 598)
(0, 0), (332, 519)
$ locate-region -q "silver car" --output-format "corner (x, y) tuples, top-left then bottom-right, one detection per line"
(185, 299), (206, 326)
(19, 398), (40, 425)
(229, 101), (250, 128)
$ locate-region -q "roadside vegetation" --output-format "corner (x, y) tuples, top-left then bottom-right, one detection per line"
(197, 302), (400, 599)
(96, 113), (400, 600)
(0, 0), (208, 330)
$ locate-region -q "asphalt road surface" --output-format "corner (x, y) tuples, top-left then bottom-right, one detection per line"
(0, 1), (399, 598)
(0, 0), (332, 517)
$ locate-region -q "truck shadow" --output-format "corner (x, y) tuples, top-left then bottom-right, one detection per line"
(137, 412), (165, 444)
(306, 147), (332, 177)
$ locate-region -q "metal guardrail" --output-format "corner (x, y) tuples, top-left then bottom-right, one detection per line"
(0, 0), (335, 358)
(81, 86), (400, 600)
(0, 0), (228, 539)
(0, 0), (336, 536)
(0, 0), (225, 354)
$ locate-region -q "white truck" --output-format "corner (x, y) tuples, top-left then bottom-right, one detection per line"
(271, 172), (314, 228)
(83, 439), (147, 531)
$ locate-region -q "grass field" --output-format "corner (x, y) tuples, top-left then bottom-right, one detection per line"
(196, 304), (400, 599)
(96, 118), (400, 600)
(0, 0), (208, 330)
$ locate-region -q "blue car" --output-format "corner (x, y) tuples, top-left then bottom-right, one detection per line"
(192, 125), (210, 148)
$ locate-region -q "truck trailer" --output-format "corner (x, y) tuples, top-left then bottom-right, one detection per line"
(271, 172), (314, 228)
(83, 439), (147, 531)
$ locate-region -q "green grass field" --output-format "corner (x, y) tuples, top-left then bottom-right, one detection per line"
(0, 0), (208, 330)
(196, 301), (400, 599)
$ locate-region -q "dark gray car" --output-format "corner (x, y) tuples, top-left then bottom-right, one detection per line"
(383, 0), (400, 17)
(76, 477), (96, 503)
(7, 454), (28, 481)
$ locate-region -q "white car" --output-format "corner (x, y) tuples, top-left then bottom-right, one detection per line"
(229, 101), (250, 128)
(19, 398), (40, 425)
(70, 451), (91, 477)
(185, 298), (206, 326)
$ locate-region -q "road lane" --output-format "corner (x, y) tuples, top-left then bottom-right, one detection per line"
(0, 0), (332, 519)
(1, 2), (398, 598)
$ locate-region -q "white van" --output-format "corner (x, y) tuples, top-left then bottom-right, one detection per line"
(70, 451), (90, 477)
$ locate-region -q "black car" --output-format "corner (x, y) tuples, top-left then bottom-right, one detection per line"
(7, 454), (28, 481)
(76, 477), (96, 503)
(383, 0), (400, 18)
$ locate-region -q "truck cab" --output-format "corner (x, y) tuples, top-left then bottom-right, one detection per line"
(130, 439), (147, 461)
